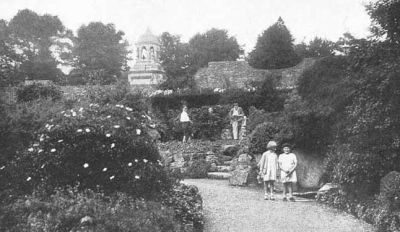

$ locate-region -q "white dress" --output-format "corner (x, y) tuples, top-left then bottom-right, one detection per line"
(278, 153), (298, 183)
(258, 150), (278, 181)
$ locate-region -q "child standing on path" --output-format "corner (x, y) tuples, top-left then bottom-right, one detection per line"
(258, 141), (278, 200)
(278, 143), (298, 202)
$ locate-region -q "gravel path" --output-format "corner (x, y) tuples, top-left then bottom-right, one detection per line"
(183, 179), (374, 232)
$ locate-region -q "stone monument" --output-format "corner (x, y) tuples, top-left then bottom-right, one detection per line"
(127, 28), (165, 87)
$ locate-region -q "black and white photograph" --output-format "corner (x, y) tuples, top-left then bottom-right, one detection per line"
(0, 0), (399, 231)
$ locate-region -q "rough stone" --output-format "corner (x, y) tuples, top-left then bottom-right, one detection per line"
(208, 172), (231, 179)
(229, 168), (251, 186)
(380, 171), (400, 198)
(294, 149), (325, 189)
(206, 155), (219, 164)
(317, 183), (339, 197)
(221, 128), (233, 140)
(209, 163), (218, 172)
(194, 58), (316, 90)
(222, 145), (239, 157)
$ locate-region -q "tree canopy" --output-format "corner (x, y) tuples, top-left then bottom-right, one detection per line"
(295, 37), (337, 58)
(72, 22), (130, 84)
(3, 9), (71, 82)
(188, 28), (242, 72)
(248, 17), (300, 69)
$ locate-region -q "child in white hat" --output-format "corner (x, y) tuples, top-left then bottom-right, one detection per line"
(258, 141), (278, 200)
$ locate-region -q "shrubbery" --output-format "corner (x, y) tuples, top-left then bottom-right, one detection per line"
(0, 103), (170, 200)
(248, 118), (294, 155)
(16, 83), (63, 102)
(0, 188), (182, 232)
(186, 159), (211, 178)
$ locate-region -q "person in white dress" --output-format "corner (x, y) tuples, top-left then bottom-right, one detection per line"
(177, 105), (192, 143)
(258, 141), (278, 200)
(278, 143), (298, 201)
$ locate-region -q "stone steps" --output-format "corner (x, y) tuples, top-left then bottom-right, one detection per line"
(216, 165), (231, 172)
(207, 172), (231, 179)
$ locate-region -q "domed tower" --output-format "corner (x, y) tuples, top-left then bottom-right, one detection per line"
(127, 28), (165, 86)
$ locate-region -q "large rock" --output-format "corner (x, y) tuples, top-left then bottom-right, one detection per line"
(229, 154), (252, 186)
(317, 183), (339, 197)
(294, 149), (325, 189)
(229, 168), (251, 186)
(380, 171), (400, 207)
(222, 144), (240, 157)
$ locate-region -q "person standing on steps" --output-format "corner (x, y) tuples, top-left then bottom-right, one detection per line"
(229, 103), (244, 140)
(258, 141), (278, 200)
(177, 105), (193, 143)
(278, 143), (298, 202)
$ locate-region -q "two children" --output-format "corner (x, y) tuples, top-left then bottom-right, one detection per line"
(258, 142), (297, 201)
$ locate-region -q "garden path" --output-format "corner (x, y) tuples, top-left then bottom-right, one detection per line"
(183, 179), (374, 232)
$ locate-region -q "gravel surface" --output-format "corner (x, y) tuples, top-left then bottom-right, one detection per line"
(183, 179), (374, 232)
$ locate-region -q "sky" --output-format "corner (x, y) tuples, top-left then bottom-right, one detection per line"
(1, 0), (373, 54)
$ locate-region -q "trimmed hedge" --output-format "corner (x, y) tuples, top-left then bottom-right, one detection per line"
(16, 83), (62, 102)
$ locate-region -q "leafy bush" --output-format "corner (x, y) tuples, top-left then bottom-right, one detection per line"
(162, 184), (204, 230)
(0, 99), (64, 166)
(324, 144), (392, 196)
(186, 159), (211, 178)
(0, 188), (182, 232)
(317, 189), (400, 232)
(16, 83), (62, 102)
(1, 103), (171, 199)
(248, 118), (294, 155)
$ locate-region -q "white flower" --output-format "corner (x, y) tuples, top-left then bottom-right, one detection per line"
(40, 164), (45, 169)
(111, 143), (115, 148)
(33, 143), (39, 147)
(83, 163), (89, 168)
(136, 129), (141, 135)
(51, 148), (56, 152)
(0, 166), (5, 170)
(135, 175), (140, 179)
(89, 103), (93, 107)
(85, 128), (90, 133)
(107, 115), (111, 119)
(77, 129), (83, 133)
(113, 125), (120, 129)
(79, 107), (83, 112)
(134, 159), (138, 163)
(38, 149), (43, 153)
(102, 167), (107, 172)
(106, 133), (111, 137)
(126, 116), (131, 120)
(40, 137), (44, 142)
(26, 177), (31, 181)
(110, 175), (115, 180)
(128, 162), (132, 166)
(143, 159), (148, 163)
(72, 111), (77, 117)
(28, 148), (34, 152)
(58, 139), (63, 143)
(125, 107), (133, 111)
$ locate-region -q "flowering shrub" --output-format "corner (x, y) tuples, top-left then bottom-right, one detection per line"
(1, 103), (171, 199)
(0, 188), (182, 232)
(16, 83), (62, 102)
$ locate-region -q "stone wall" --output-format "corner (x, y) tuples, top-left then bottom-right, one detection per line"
(194, 58), (316, 90)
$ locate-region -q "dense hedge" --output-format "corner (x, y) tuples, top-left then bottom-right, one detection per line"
(16, 83), (63, 102)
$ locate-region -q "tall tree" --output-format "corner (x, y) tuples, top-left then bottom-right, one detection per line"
(7, 9), (71, 82)
(188, 28), (241, 73)
(248, 17), (300, 69)
(73, 22), (129, 84)
(159, 32), (193, 89)
(367, 0), (400, 43)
